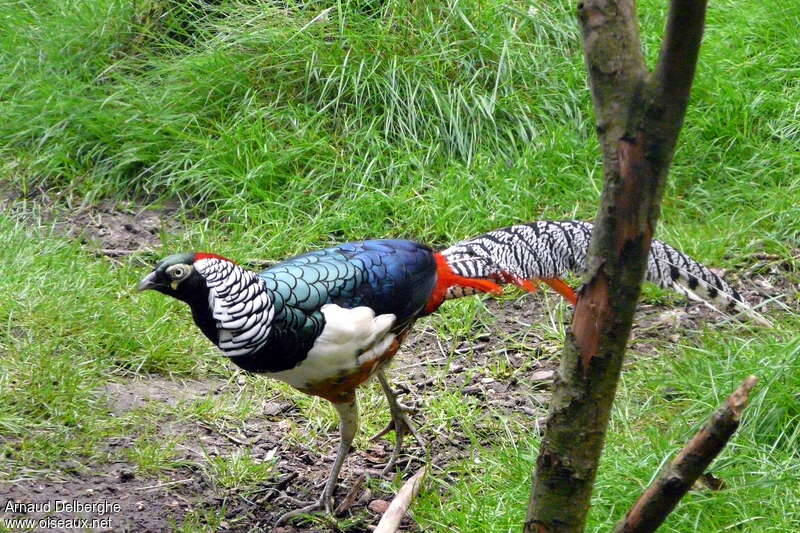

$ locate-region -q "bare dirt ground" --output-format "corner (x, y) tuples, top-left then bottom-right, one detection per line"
(1, 194), (796, 532)
(2, 301), (566, 532)
(1, 183), (182, 256)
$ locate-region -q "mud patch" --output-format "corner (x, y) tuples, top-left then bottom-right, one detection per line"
(0, 466), (206, 532)
(102, 376), (228, 415)
(59, 201), (180, 255)
(0, 294), (566, 532)
(1, 183), (181, 256)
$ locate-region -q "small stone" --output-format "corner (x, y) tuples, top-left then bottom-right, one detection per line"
(662, 386), (682, 401)
(530, 370), (554, 381)
(358, 488), (373, 505)
(368, 499), (390, 514)
(364, 453), (385, 464)
(263, 402), (287, 416)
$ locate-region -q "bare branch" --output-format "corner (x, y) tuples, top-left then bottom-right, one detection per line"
(577, 0), (647, 158)
(646, 0), (709, 143)
(612, 376), (758, 533)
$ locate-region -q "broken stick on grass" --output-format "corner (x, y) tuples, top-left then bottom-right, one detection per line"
(612, 375), (758, 533)
(334, 473), (366, 515)
(373, 467), (427, 533)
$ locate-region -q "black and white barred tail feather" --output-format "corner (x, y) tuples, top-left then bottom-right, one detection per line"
(441, 221), (769, 325)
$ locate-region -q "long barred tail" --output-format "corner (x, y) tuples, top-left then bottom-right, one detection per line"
(438, 221), (768, 325)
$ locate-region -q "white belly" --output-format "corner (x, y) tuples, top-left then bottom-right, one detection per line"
(270, 304), (396, 390)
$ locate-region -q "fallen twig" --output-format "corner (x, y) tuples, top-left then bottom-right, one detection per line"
(98, 248), (153, 256)
(134, 478), (194, 491)
(252, 471), (299, 504)
(612, 375), (758, 533)
(334, 473), (366, 515)
(373, 467), (427, 533)
(394, 356), (446, 371)
(198, 422), (254, 446)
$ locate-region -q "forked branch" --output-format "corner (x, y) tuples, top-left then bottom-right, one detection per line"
(524, 0), (709, 531)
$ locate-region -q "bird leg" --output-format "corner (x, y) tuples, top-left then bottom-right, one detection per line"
(275, 398), (359, 525)
(370, 369), (426, 475)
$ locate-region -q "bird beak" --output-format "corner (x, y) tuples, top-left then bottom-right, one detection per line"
(137, 272), (159, 292)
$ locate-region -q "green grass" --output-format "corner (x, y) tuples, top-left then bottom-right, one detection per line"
(125, 435), (185, 476)
(415, 332), (800, 532)
(1, 0), (799, 531)
(204, 449), (277, 491)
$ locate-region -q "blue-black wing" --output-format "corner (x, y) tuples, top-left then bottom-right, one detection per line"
(239, 240), (436, 372)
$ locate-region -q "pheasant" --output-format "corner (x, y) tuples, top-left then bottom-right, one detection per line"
(137, 221), (763, 523)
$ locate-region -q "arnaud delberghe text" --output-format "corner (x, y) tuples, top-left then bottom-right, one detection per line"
(5, 499), (121, 515)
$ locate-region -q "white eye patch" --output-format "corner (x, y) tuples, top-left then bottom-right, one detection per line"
(166, 263), (193, 288)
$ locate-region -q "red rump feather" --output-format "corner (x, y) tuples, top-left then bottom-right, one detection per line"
(194, 252), (234, 263)
(495, 272), (578, 306)
(425, 253), (503, 313)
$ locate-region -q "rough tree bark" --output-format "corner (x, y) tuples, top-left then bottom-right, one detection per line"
(611, 376), (758, 533)
(524, 1), (708, 532)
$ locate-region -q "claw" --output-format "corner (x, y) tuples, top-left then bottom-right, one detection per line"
(276, 399), (359, 525)
(275, 494), (330, 525)
(370, 422), (394, 442)
(374, 370), (427, 476)
(369, 401), (418, 441)
(378, 409), (427, 475)
(276, 494), (315, 508)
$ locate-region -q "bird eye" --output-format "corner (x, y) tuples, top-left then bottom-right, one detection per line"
(167, 264), (190, 280)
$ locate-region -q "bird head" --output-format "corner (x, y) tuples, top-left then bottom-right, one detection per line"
(137, 252), (231, 303)
(139, 252), (274, 358)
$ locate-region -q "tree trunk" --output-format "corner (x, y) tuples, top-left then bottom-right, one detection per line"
(524, 1), (708, 531)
